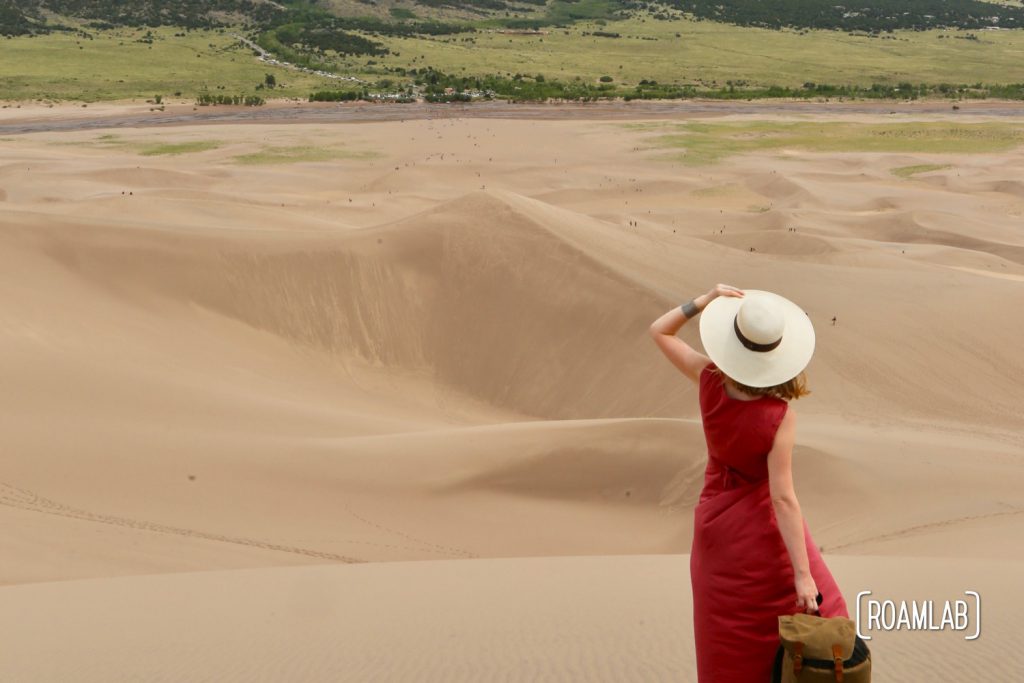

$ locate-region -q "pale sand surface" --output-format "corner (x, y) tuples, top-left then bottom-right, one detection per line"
(1, 110), (1022, 680)
(1, 556), (1021, 681)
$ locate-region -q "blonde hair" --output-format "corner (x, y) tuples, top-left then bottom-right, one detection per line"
(711, 365), (811, 402)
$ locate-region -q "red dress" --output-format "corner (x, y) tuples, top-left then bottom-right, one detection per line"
(691, 362), (848, 682)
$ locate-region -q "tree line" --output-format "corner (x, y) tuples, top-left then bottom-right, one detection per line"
(651, 0), (1023, 32)
(3, 0), (282, 35)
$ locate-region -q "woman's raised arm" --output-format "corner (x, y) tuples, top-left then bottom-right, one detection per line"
(648, 284), (744, 384)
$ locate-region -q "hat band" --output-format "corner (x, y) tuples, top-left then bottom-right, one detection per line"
(733, 314), (782, 353)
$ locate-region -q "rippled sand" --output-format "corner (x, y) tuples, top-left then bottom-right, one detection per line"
(1, 109), (1022, 681)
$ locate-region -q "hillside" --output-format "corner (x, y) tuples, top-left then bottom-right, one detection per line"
(7, 0), (1024, 36)
(4, 1), (1024, 102)
(0, 0), (280, 34)
(660, 0), (1024, 31)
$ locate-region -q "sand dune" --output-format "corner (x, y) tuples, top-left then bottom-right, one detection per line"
(2, 554), (1021, 682)
(1, 113), (1022, 680)
(705, 230), (840, 257)
(985, 179), (1024, 197)
(824, 210), (1024, 264)
(743, 172), (816, 203)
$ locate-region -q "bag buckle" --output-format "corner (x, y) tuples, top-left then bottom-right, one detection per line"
(832, 643), (844, 682)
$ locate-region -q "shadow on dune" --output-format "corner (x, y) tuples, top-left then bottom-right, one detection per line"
(10, 190), (693, 421)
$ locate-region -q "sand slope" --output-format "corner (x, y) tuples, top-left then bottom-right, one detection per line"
(1, 114), (1022, 680)
(2, 555), (1022, 682)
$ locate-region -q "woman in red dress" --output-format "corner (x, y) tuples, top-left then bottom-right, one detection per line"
(650, 284), (849, 682)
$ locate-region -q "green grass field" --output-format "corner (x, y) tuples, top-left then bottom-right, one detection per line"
(50, 133), (224, 154)
(367, 15), (1024, 89)
(232, 145), (379, 164)
(47, 133), (377, 164)
(890, 163), (954, 177)
(139, 141), (223, 155)
(4, 14), (1024, 101)
(0, 26), (345, 102)
(632, 121), (1024, 165)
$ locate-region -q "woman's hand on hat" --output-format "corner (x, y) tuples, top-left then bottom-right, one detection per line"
(693, 284), (743, 313)
(707, 283), (745, 301)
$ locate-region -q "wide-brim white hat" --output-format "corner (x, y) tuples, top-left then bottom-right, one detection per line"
(698, 289), (815, 388)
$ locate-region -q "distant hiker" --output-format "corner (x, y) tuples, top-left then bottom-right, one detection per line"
(649, 286), (849, 682)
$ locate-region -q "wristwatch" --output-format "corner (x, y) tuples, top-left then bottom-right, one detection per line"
(680, 299), (701, 318)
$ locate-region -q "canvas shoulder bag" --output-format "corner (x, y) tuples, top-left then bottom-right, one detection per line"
(771, 611), (872, 682)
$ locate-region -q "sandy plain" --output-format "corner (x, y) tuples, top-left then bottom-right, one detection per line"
(1, 105), (1022, 681)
